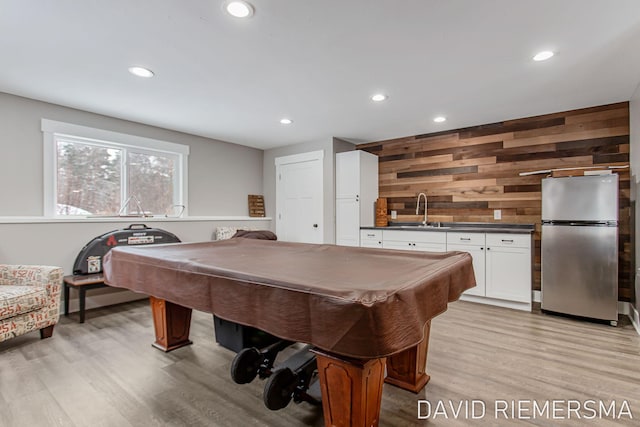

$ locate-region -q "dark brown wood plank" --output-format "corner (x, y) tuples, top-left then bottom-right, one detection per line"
(459, 117), (565, 139)
(593, 153), (629, 164)
(398, 165), (478, 178)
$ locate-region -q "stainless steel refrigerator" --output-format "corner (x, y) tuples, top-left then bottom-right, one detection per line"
(541, 174), (618, 324)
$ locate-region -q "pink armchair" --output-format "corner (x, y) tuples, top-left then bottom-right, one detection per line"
(0, 264), (63, 342)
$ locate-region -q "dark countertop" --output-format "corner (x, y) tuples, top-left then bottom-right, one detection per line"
(361, 222), (535, 234)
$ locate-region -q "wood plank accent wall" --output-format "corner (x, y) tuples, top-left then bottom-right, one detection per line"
(358, 102), (632, 302)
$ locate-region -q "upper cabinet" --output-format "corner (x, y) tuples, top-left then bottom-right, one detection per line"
(336, 150), (378, 199)
(336, 151), (378, 246)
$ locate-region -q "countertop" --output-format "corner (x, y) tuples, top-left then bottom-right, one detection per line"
(361, 222), (535, 234)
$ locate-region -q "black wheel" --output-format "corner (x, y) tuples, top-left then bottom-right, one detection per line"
(230, 347), (261, 384)
(263, 368), (296, 410)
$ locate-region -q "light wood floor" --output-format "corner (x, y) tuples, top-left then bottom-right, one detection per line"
(1, 300), (639, 426)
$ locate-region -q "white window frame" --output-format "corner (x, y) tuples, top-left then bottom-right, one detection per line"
(42, 119), (189, 217)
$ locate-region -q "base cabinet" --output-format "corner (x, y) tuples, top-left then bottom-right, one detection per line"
(485, 234), (532, 304)
(381, 230), (446, 253)
(446, 232), (486, 297)
(362, 228), (532, 311)
(446, 232), (531, 310)
(360, 230), (383, 248)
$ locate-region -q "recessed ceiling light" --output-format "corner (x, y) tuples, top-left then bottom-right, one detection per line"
(280, 118), (293, 125)
(224, 1), (254, 18)
(371, 94), (387, 102)
(433, 116), (447, 123)
(533, 51), (554, 61)
(128, 66), (154, 78)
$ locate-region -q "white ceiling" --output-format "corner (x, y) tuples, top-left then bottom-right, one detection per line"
(1, 0), (640, 150)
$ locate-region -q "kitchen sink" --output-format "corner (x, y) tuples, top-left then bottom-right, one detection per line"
(392, 224), (450, 230)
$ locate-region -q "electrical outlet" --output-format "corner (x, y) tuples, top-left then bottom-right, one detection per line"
(391, 210), (397, 219)
(493, 209), (502, 220)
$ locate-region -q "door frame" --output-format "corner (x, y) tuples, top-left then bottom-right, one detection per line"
(275, 150), (324, 243)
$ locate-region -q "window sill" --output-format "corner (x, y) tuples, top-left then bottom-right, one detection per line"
(0, 216), (272, 224)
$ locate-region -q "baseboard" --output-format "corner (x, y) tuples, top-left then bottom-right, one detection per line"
(532, 290), (541, 303)
(65, 290), (148, 313)
(459, 294), (531, 312)
(617, 300), (630, 316)
(629, 304), (640, 336)
(614, 301), (639, 336)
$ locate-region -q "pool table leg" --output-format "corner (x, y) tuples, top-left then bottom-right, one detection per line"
(149, 296), (193, 352)
(313, 348), (386, 427)
(385, 320), (431, 393)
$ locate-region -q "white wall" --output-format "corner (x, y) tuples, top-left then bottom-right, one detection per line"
(0, 92), (270, 311)
(0, 218), (271, 312)
(630, 87), (640, 312)
(0, 219), (272, 268)
(0, 92), (263, 216)
(334, 137), (357, 156)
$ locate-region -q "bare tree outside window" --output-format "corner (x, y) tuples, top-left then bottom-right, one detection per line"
(128, 152), (175, 215)
(57, 141), (121, 215)
(55, 139), (181, 216)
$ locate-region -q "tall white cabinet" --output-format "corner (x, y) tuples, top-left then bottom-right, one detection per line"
(335, 151), (378, 246)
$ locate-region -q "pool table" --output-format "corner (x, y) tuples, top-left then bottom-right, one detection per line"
(103, 238), (475, 427)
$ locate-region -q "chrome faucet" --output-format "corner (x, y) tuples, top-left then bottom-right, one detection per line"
(416, 192), (428, 225)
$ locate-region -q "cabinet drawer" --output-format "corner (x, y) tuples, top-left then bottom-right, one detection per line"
(382, 230), (446, 244)
(446, 232), (485, 246)
(486, 233), (531, 248)
(360, 229), (382, 241)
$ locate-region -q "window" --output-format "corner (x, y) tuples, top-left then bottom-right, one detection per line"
(43, 119), (189, 217)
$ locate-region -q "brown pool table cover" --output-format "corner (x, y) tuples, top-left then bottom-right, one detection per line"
(103, 238), (475, 359)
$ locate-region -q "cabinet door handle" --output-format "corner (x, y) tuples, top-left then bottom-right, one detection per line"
(460, 237), (471, 241)
(487, 247), (491, 250)
(313, 224), (318, 228)
(501, 239), (513, 243)
(480, 247), (484, 250)
(367, 233), (375, 237)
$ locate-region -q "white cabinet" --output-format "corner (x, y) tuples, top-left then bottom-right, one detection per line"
(485, 234), (532, 304)
(446, 232), (531, 311)
(382, 230), (446, 252)
(336, 198), (361, 246)
(360, 230), (382, 248)
(446, 232), (486, 297)
(360, 227), (532, 311)
(335, 151), (378, 246)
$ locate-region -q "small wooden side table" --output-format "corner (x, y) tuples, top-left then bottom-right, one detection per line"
(63, 274), (108, 323)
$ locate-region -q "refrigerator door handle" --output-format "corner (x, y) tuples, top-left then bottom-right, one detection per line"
(542, 220), (614, 227)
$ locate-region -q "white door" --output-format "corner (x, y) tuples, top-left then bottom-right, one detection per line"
(275, 151), (324, 244)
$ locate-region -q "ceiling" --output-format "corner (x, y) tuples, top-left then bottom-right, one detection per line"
(1, 1), (640, 150)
